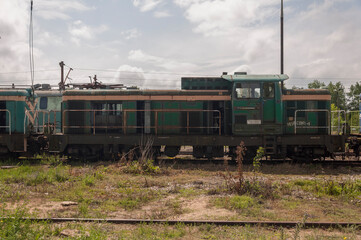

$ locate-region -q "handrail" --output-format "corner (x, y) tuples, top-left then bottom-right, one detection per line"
(62, 109), (222, 135)
(294, 109), (330, 134)
(346, 110), (360, 134)
(24, 110), (61, 134)
(331, 110), (347, 135)
(0, 109), (11, 135)
(48, 110), (62, 133)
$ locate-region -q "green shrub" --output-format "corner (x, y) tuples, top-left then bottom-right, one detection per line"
(123, 159), (160, 175)
(0, 207), (51, 239)
(83, 175), (96, 187)
(0, 165), (70, 186)
(292, 179), (361, 199)
(214, 195), (256, 210)
(229, 195), (255, 209)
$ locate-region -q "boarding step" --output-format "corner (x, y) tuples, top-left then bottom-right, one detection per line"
(264, 136), (277, 155)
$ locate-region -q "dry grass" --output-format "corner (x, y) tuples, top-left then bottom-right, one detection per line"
(0, 155), (361, 238)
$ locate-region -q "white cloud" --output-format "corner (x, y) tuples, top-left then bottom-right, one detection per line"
(36, 0), (92, 20)
(154, 10), (171, 18)
(127, 50), (201, 88)
(174, 0), (279, 36)
(285, 1), (361, 82)
(172, 0), (361, 89)
(128, 49), (197, 71)
(37, 31), (64, 46)
(68, 20), (108, 45)
(112, 65), (146, 87)
(0, 0), (32, 83)
(132, 0), (164, 12)
(121, 28), (142, 40)
(129, 49), (162, 63)
(0, 0), (96, 85)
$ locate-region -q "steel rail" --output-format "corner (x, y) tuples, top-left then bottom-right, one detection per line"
(0, 217), (360, 228)
(154, 158), (361, 166)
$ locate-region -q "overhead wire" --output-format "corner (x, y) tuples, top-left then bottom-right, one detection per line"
(0, 69), (58, 75)
(1, 67), (359, 81)
(72, 67), (220, 77)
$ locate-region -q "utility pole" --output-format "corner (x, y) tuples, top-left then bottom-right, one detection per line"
(280, 0), (284, 75)
(59, 61), (65, 90)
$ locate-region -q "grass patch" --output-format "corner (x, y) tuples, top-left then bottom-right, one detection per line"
(134, 223), (186, 239)
(123, 159), (161, 175)
(178, 187), (200, 198)
(0, 165), (71, 186)
(292, 178), (361, 199)
(214, 195), (256, 210)
(0, 205), (51, 239)
(118, 187), (163, 210)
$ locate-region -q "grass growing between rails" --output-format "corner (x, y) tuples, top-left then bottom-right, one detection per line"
(0, 211), (359, 240)
(0, 154), (361, 237)
(0, 199), (359, 239)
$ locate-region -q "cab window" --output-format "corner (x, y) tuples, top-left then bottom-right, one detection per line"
(263, 83), (275, 98)
(40, 97), (48, 110)
(235, 83), (260, 98)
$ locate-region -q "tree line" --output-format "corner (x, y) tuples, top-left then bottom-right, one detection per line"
(303, 80), (361, 111)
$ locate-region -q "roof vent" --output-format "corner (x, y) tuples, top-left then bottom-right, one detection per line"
(234, 72), (247, 75)
(42, 84), (51, 90)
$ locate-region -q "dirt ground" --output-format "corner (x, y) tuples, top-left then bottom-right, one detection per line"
(1, 160), (361, 239)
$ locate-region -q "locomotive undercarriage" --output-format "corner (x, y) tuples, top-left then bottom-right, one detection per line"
(47, 133), (348, 162)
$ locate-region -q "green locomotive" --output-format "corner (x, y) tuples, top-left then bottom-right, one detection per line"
(47, 72), (344, 162)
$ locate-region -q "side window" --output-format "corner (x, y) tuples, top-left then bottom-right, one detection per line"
(263, 82), (275, 98)
(40, 97), (48, 110)
(235, 83), (260, 99)
(92, 102), (122, 116)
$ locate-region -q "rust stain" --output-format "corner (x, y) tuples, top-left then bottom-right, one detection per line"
(0, 96), (26, 101)
(63, 95), (231, 101)
(282, 95), (331, 101)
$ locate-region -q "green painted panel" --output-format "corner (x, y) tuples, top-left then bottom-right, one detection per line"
(275, 83), (283, 124)
(232, 98), (262, 135)
(4, 101), (26, 133)
(123, 101), (136, 133)
(283, 100), (330, 135)
(159, 102), (180, 134)
(263, 99), (275, 122)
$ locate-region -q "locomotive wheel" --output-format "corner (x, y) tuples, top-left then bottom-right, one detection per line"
(243, 147), (257, 164)
(164, 146), (180, 158)
(193, 146), (205, 158)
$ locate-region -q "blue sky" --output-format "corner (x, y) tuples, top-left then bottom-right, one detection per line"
(0, 0), (360, 89)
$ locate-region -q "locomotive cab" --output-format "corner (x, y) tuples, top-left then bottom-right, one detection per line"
(222, 73), (288, 136)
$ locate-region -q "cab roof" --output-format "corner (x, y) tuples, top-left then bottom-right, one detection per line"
(221, 74), (289, 82)
(0, 89), (31, 96)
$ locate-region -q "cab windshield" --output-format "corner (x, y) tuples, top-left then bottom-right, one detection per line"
(235, 83), (261, 99)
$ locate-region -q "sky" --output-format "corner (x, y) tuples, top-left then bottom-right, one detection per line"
(0, 0), (360, 89)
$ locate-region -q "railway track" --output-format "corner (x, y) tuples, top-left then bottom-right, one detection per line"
(155, 157), (361, 167)
(1, 217), (360, 229)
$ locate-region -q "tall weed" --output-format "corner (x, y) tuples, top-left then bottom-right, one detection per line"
(221, 143), (274, 199)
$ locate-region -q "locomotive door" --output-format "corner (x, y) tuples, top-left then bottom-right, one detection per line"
(262, 82), (275, 123)
(0, 101), (6, 133)
(232, 82), (263, 135)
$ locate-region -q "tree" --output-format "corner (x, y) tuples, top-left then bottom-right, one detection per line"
(347, 82), (361, 111)
(308, 80), (326, 89)
(308, 80), (346, 110)
(327, 82), (346, 110)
